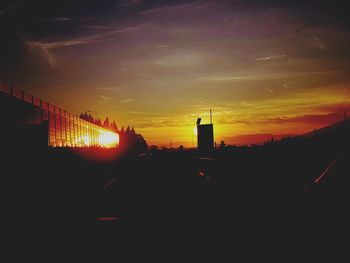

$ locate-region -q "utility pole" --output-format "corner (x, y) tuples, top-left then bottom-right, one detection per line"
(210, 109), (213, 124)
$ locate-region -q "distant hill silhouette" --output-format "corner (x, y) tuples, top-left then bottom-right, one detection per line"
(224, 117), (349, 146)
(301, 119), (349, 138)
(224, 133), (293, 145)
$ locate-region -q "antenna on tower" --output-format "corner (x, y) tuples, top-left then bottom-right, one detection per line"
(210, 109), (213, 124)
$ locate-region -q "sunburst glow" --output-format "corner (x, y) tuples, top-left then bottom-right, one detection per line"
(99, 131), (119, 148)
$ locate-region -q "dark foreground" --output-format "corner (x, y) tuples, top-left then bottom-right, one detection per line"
(2, 123), (350, 260)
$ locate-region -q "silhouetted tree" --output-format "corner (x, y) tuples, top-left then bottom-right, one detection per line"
(111, 120), (118, 133)
(220, 140), (225, 149)
(87, 113), (93, 123)
(95, 118), (102, 127)
(103, 117), (110, 129)
(119, 126), (148, 155)
(149, 145), (158, 152)
(80, 112), (94, 123)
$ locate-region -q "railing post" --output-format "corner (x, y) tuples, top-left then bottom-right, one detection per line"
(71, 114), (74, 146)
(53, 105), (57, 147)
(48, 103), (51, 146)
(69, 113), (73, 146)
(59, 108), (63, 146)
(40, 100), (43, 122)
(32, 96), (35, 124)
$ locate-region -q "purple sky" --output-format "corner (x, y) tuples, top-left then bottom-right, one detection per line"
(1, 0), (350, 146)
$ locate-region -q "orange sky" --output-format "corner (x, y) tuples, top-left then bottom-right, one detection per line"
(1, 1), (350, 147)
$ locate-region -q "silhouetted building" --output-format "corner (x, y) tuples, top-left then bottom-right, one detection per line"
(196, 110), (214, 153)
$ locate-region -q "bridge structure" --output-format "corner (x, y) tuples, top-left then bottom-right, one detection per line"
(0, 81), (119, 148)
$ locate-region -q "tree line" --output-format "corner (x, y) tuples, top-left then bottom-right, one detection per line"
(79, 112), (118, 132)
(80, 112), (147, 154)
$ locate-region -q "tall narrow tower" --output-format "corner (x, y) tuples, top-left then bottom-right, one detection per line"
(196, 110), (214, 153)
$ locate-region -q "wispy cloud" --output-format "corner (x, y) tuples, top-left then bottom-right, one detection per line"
(26, 22), (149, 51)
(99, 95), (111, 103)
(24, 21), (150, 66)
(201, 71), (340, 82)
(97, 86), (126, 91)
(255, 54), (286, 61)
(26, 38), (101, 50)
(26, 41), (57, 66)
(154, 51), (205, 67)
(121, 98), (134, 103)
(265, 88), (274, 94)
(154, 44), (171, 48)
(312, 36), (327, 50)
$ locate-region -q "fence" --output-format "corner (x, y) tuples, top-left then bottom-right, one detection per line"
(0, 81), (119, 147)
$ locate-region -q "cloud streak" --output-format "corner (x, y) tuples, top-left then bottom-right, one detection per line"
(255, 54), (286, 61)
(121, 98), (134, 103)
(200, 71), (340, 82)
(26, 41), (57, 66)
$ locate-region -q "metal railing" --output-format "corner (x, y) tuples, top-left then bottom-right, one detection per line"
(0, 81), (119, 147)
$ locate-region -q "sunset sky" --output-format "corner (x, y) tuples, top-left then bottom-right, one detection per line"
(1, 0), (350, 146)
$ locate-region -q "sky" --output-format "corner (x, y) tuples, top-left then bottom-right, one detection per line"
(1, 0), (350, 147)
